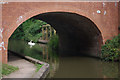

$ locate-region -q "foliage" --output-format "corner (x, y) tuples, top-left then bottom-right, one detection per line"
(48, 34), (59, 50)
(10, 19), (47, 42)
(101, 34), (120, 61)
(2, 64), (19, 75)
(35, 64), (44, 72)
(8, 39), (44, 61)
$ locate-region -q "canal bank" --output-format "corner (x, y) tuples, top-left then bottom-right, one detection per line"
(2, 51), (49, 79)
(8, 40), (119, 78)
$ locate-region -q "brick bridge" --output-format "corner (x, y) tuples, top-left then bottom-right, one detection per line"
(1, 1), (120, 63)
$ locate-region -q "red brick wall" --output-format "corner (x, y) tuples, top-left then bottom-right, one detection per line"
(2, 2), (119, 63)
(118, 2), (120, 34)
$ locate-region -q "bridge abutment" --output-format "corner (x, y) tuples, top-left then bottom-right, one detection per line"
(1, 2), (119, 63)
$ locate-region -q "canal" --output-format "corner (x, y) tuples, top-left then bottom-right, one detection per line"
(8, 40), (119, 78)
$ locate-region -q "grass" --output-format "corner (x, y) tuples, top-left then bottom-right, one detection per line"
(2, 64), (19, 76)
(35, 63), (44, 72)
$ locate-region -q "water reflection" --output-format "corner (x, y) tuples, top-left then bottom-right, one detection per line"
(53, 56), (119, 78)
(8, 40), (119, 78)
(100, 62), (118, 78)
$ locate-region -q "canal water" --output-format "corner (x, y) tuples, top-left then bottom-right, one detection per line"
(8, 40), (119, 78)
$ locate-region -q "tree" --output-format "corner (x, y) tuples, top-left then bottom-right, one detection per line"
(10, 18), (47, 42)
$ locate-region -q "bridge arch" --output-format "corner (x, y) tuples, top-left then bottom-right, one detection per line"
(8, 11), (103, 57)
(3, 2), (116, 63)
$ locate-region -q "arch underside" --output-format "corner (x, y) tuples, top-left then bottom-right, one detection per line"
(32, 12), (103, 57)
